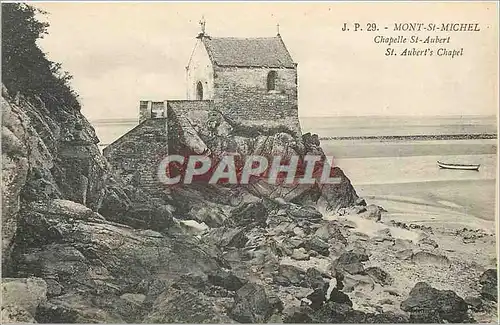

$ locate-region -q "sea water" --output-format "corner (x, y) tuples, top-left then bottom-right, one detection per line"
(301, 116), (497, 223)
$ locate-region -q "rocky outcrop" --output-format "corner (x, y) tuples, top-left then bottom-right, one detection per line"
(400, 282), (469, 323)
(2, 88), (103, 265)
(1, 89), (179, 267)
(164, 108), (359, 216)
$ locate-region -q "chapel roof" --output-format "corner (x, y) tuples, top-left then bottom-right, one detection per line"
(201, 36), (296, 68)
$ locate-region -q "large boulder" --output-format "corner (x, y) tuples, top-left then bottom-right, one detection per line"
(333, 251), (366, 275)
(401, 282), (469, 323)
(203, 227), (249, 249)
(98, 186), (175, 231)
(365, 266), (393, 286)
(144, 278), (234, 323)
(342, 273), (375, 293)
(290, 167), (359, 212)
(229, 201), (268, 228)
(314, 221), (348, 246)
(358, 204), (382, 222)
(1, 305), (36, 323)
(305, 236), (330, 256)
(26, 199), (96, 220)
(1, 277), (47, 316)
(303, 267), (330, 290)
(479, 269), (497, 302)
(286, 204), (323, 220)
(282, 306), (314, 323)
(327, 288), (352, 306)
(122, 204), (174, 231)
(207, 269), (246, 291)
(230, 283), (279, 323)
(312, 302), (367, 323)
(274, 264), (305, 286)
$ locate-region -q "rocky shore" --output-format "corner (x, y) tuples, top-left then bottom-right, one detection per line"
(2, 87), (498, 323)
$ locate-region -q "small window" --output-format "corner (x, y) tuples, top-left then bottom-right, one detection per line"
(196, 81), (204, 100)
(267, 71), (277, 91)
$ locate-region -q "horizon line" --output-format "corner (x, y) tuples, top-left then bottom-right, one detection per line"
(88, 114), (498, 123)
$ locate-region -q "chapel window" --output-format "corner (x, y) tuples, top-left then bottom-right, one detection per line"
(267, 71), (277, 91)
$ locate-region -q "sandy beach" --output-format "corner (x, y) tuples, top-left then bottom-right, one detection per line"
(327, 139), (497, 235)
(319, 211), (498, 322)
(358, 179), (497, 223)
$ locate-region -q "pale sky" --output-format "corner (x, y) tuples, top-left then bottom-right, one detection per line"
(34, 2), (498, 120)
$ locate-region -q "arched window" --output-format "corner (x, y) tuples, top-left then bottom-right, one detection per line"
(267, 71), (277, 91)
(196, 81), (204, 100)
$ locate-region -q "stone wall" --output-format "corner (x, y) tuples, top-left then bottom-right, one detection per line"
(139, 101), (151, 123)
(212, 66), (300, 134)
(167, 100), (212, 129)
(103, 118), (169, 197)
(186, 39), (215, 100)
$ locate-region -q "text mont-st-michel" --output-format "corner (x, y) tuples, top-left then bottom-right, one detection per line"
(341, 22), (483, 58)
(341, 22), (481, 32)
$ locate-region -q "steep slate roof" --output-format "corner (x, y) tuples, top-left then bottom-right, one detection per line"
(202, 36), (295, 68)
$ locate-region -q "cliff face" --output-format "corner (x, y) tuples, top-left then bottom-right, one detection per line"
(1, 86), (107, 265)
(2, 86), (183, 266)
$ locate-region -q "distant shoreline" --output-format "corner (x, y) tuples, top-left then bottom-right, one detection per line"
(320, 133), (498, 141)
(97, 133), (497, 148)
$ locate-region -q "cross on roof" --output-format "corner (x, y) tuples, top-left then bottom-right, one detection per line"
(199, 16), (206, 34)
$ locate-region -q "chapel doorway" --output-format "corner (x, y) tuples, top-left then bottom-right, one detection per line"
(196, 81), (203, 100)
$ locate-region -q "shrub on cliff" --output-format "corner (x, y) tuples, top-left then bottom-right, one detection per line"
(1, 3), (80, 109)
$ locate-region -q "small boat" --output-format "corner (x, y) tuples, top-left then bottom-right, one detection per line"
(437, 161), (480, 171)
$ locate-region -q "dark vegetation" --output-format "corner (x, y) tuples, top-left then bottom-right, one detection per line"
(2, 3), (80, 109)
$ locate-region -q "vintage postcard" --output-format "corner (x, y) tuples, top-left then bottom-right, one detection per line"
(1, 1), (498, 323)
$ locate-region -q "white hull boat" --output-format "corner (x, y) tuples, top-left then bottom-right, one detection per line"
(437, 161), (480, 171)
